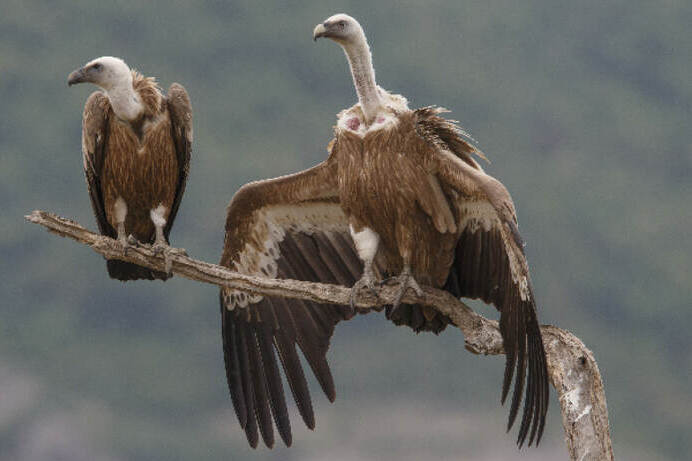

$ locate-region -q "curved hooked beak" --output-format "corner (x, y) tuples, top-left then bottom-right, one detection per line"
(313, 23), (328, 41)
(67, 67), (87, 86)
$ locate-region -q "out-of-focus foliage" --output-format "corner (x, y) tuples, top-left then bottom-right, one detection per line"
(1, 1), (690, 459)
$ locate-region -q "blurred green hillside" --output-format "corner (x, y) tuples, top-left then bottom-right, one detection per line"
(1, 1), (690, 460)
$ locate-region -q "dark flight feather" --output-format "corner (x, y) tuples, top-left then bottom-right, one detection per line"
(220, 176), (364, 447)
(419, 108), (550, 446)
(163, 83), (192, 238)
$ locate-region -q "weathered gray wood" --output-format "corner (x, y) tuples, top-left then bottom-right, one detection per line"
(25, 210), (614, 460)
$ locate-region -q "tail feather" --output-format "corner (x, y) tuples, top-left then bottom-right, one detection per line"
(106, 259), (170, 281)
(386, 303), (450, 334)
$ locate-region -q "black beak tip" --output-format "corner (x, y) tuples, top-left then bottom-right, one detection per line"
(67, 69), (85, 87)
(313, 23), (328, 42)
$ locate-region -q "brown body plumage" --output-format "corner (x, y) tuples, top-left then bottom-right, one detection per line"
(335, 108), (460, 330)
(73, 58), (192, 281)
(100, 75), (179, 241)
(217, 14), (548, 450)
(338, 113), (458, 284)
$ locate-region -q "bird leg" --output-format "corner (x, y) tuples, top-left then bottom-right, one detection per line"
(149, 206), (187, 275)
(349, 262), (379, 315)
(151, 224), (174, 275)
(348, 224), (382, 315)
(148, 205), (175, 274)
(113, 197), (138, 255)
(387, 264), (423, 315)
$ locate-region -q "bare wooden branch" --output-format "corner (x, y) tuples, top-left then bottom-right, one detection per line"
(25, 210), (614, 460)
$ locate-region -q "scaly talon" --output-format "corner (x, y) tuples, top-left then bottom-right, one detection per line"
(349, 269), (378, 315)
(389, 266), (422, 315)
(117, 234), (137, 256)
(152, 240), (173, 275)
(117, 236), (131, 256)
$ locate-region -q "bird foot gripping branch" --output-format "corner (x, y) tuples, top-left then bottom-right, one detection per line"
(151, 242), (187, 275)
(115, 233), (139, 256)
(385, 267), (424, 314)
(348, 269), (380, 314)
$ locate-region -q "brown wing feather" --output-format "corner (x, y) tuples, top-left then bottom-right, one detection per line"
(415, 106), (488, 167)
(417, 109), (549, 447)
(81, 91), (114, 237)
(164, 83), (192, 238)
(219, 163), (365, 448)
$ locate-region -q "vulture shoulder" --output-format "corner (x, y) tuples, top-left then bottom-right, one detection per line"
(415, 107), (550, 447)
(81, 91), (114, 237)
(164, 83), (193, 238)
(219, 160), (366, 448)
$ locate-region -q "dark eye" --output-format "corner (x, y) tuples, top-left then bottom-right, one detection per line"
(92, 63), (102, 71)
(338, 20), (345, 28)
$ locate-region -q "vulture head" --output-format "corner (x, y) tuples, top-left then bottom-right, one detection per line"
(313, 13), (383, 124)
(313, 14), (365, 45)
(68, 56), (132, 91)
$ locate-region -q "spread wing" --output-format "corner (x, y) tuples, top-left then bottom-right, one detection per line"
(164, 83), (193, 239)
(81, 91), (114, 237)
(219, 161), (364, 448)
(417, 108), (549, 447)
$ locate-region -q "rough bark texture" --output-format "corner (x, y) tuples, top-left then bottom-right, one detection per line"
(25, 210), (615, 460)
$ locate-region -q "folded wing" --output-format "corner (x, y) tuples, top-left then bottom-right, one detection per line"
(82, 91), (114, 237)
(164, 83), (192, 239)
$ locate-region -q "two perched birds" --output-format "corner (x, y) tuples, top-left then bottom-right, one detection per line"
(70, 13), (549, 451)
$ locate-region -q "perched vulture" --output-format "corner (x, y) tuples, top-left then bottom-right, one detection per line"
(219, 14), (548, 448)
(68, 56), (192, 281)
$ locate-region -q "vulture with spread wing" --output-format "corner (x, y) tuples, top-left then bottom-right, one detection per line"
(69, 56), (192, 281)
(219, 14), (549, 449)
